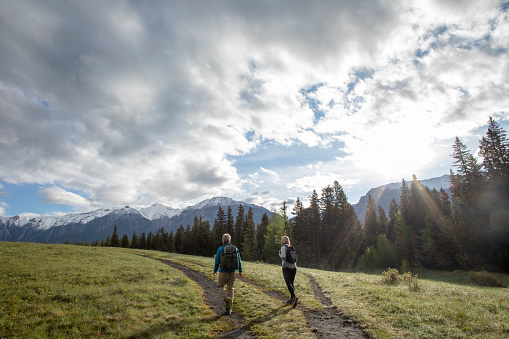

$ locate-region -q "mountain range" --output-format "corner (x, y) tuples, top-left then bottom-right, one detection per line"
(0, 197), (271, 244)
(0, 175), (452, 244)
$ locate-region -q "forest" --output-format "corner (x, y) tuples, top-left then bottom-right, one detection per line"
(82, 117), (509, 273)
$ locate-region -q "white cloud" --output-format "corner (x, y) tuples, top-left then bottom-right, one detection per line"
(38, 187), (90, 207)
(0, 0), (508, 214)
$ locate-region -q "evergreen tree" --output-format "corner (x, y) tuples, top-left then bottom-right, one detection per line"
(234, 204), (245, 252)
(175, 225), (184, 253)
(147, 232), (155, 250)
(213, 206), (227, 248)
(121, 234), (130, 248)
(479, 117), (509, 270)
(131, 232), (140, 249)
(363, 195), (377, 250)
(329, 181), (363, 270)
(242, 208), (258, 261)
(110, 225), (120, 247)
(376, 206), (389, 236)
(226, 206), (235, 236)
(320, 185), (336, 259)
(291, 198), (305, 249)
(140, 232), (147, 249)
(399, 179), (410, 223)
(256, 213), (269, 260)
(183, 225), (192, 254)
(479, 117), (509, 184)
(168, 231), (176, 253)
(307, 190), (322, 262)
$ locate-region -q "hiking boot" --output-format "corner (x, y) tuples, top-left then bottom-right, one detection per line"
(226, 298), (232, 313)
(292, 297), (298, 308)
(286, 298), (293, 304)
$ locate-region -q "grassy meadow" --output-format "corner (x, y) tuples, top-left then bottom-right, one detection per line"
(1, 242), (509, 338)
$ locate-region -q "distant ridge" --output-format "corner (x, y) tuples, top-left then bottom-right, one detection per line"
(352, 175), (451, 224)
(0, 197), (271, 244)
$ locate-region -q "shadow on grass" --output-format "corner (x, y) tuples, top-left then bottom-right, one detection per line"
(123, 313), (223, 339)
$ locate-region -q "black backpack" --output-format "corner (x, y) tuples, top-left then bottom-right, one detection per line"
(285, 244), (297, 263)
(220, 244), (239, 270)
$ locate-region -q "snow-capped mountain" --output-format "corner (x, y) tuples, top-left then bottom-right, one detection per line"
(0, 197), (271, 244)
(139, 203), (181, 220)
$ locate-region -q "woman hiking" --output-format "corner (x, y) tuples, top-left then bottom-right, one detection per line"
(279, 235), (298, 308)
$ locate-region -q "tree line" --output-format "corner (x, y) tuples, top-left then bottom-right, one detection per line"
(70, 117), (508, 273)
(357, 117), (509, 272)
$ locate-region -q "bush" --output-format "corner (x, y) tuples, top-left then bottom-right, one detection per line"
(358, 235), (398, 270)
(469, 269), (507, 288)
(403, 272), (420, 292)
(382, 268), (400, 285)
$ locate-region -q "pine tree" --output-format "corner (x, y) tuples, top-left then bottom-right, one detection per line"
(479, 117), (509, 184)
(121, 234), (130, 248)
(377, 206), (389, 236)
(307, 190), (322, 261)
(320, 185), (336, 259)
(479, 117), (509, 270)
(140, 232), (147, 249)
(399, 179), (410, 223)
(363, 195), (377, 249)
(175, 225), (184, 253)
(242, 208), (258, 261)
(387, 198), (399, 244)
(110, 225), (120, 247)
(234, 204), (245, 252)
(226, 206), (235, 236)
(213, 206), (227, 248)
(291, 198), (305, 248)
(168, 231), (176, 253)
(131, 232), (140, 249)
(256, 213), (269, 260)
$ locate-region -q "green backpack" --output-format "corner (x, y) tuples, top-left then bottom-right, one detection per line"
(220, 244), (239, 270)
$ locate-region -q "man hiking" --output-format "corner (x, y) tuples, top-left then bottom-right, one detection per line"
(214, 233), (243, 315)
(279, 235), (298, 308)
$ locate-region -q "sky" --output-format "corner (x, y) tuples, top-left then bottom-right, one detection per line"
(1, 0), (509, 218)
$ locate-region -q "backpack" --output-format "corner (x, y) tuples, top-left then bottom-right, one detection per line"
(284, 244), (297, 263)
(220, 244), (239, 270)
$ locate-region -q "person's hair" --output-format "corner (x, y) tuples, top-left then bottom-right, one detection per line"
(281, 236), (290, 245)
(222, 233), (231, 244)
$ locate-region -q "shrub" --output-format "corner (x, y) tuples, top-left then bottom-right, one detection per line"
(382, 268), (400, 285)
(469, 269), (507, 288)
(358, 235), (398, 270)
(403, 272), (420, 292)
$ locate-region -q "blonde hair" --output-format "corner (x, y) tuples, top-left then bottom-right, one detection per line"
(222, 233), (231, 244)
(281, 236), (290, 245)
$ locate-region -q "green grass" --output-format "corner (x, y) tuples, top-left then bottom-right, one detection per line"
(0, 242), (222, 338)
(2, 242), (509, 338)
(308, 268), (509, 338)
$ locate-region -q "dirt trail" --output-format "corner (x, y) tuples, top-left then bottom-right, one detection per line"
(303, 273), (370, 338)
(157, 259), (251, 338)
(158, 259), (369, 338)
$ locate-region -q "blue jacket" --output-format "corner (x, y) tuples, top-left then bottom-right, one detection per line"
(214, 244), (243, 273)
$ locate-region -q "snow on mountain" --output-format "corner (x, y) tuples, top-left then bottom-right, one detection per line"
(186, 197), (236, 211)
(139, 203), (181, 220)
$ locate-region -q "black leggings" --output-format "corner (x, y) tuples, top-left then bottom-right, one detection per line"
(282, 267), (297, 299)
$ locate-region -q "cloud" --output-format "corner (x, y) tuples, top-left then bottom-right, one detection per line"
(0, 0), (508, 214)
(38, 187), (90, 207)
